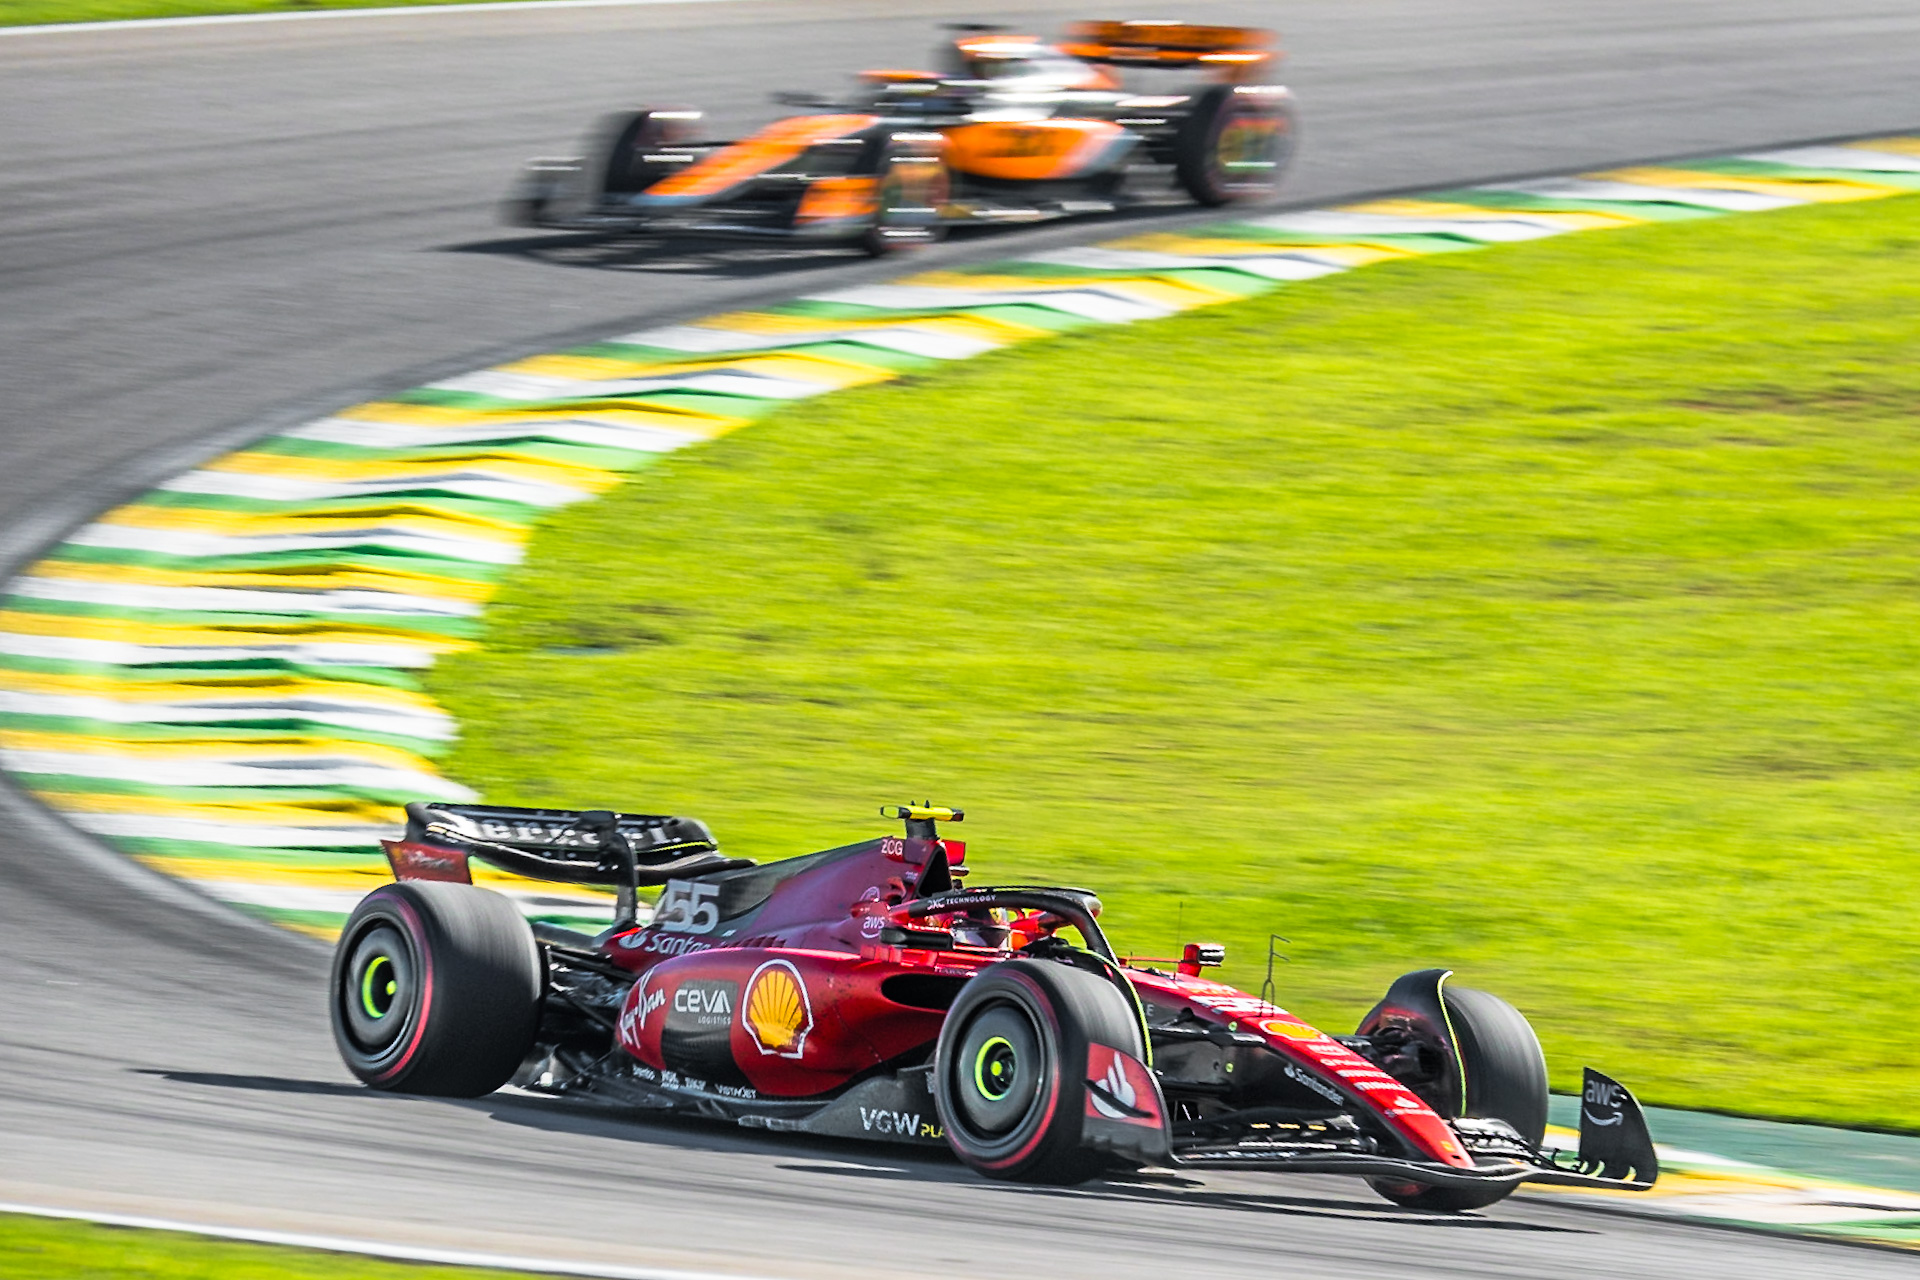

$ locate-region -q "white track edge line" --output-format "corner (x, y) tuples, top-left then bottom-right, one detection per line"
(0, 0), (742, 38)
(0, 1201), (795, 1280)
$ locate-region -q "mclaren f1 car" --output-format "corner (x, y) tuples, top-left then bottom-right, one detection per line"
(331, 801), (1658, 1210)
(504, 21), (1298, 256)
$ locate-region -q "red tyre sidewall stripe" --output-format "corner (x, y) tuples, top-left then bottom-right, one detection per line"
(368, 893), (434, 1084)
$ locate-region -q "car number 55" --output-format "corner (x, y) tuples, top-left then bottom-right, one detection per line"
(655, 881), (721, 933)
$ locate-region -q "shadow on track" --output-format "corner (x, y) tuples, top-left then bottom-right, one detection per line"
(482, 1088), (1588, 1235)
(139, 1068), (368, 1099)
(794, 1158), (1582, 1233)
(435, 195), (1210, 277)
(439, 233), (875, 278)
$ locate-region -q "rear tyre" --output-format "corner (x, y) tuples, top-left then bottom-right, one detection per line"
(330, 882), (543, 1097)
(1370, 985), (1547, 1212)
(933, 958), (1141, 1185)
(1174, 85), (1297, 207)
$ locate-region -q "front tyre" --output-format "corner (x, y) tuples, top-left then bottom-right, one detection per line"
(330, 882), (543, 1097)
(600, 107), (701, 199)
(1174, 85), (1297, 207)
(1370, 985), (1547, 1212)
(860, 136), (948, 258)
(933, 958), (1141, 1185)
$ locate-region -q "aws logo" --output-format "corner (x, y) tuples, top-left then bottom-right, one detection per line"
(1584, 1075), (1626, 1126)
(742, 959), (815, 1059)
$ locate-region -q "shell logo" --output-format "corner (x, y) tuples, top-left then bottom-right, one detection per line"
(1259, 1018), (1326, 1042)
(743, 959), (814, 1059)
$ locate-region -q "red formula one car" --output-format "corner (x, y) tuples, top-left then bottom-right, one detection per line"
(331, 803), (1657, 1210)
(505, 21), (1297, 256)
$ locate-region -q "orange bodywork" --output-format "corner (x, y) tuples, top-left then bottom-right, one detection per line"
(1060, 21), (1279, 80)
(860, 69), (944, 84)
(943, 119), (1125, 182)
(795, 176), (879, 225)
(646, 114), (879, 200)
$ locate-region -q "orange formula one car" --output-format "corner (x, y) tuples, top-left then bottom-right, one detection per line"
(506, 21), (1298, 255)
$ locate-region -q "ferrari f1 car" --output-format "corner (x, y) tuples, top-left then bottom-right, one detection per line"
(504, 21), (1298, 256)
(331, 801), (1658, 1210)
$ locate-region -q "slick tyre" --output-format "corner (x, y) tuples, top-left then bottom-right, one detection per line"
(330, 882), (543, 1097)
(933, 958), (1141, 1185)
(1174, 85), (1297, 207)
(859, 137), (948, 258)
(1371, 986), (1547, 1212)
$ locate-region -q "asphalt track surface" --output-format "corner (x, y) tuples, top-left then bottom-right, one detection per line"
(3, 2), (1920, 1276)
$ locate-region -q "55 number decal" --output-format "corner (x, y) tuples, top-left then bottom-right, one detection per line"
(654, 881), (721, 934)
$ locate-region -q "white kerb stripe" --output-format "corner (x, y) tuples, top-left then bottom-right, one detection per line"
(66, 813), (399, 848)
(431, 368), (837, 403)
(612, 323), (1001, 361)
(285, 416), (708, 453)
(2, 750), (478, 798)
(1247, 210), (1571, 242)
(0, 631), (442, 668)
(810, 284), (1170, 323)
(160, 469), (592, 508)
(1737, 145), (1920, 174)
(0, 691), (454, 740)
(66, 523), (524, 565)
(1015, 246), (1348, 281)
(1476, 178), (1799, 212)
(10, 576), (483, 618)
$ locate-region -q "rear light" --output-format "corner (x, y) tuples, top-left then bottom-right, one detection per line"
(1178, 942), (1226, 977)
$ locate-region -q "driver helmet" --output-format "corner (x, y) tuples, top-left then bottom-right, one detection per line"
(950, 906), (1012, 949)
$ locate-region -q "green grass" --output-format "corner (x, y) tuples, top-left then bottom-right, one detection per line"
(432, 193), (1920, 1133)
(0, 0), (538, 28)
(0, 1213), (543, 1278)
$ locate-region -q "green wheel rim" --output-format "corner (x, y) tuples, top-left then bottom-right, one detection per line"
(360, 955), (397, 1019)
(973, 1035), (1016, 1100)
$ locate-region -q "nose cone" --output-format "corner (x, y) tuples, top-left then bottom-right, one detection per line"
(636, 114), (881, 207)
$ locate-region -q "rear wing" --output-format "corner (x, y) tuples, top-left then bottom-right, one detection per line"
(387, 801), (743, 890)
(1060, 21), (1280, 75)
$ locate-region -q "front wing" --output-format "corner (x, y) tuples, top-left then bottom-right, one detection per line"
(1090, 1058), (1659, 1193)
